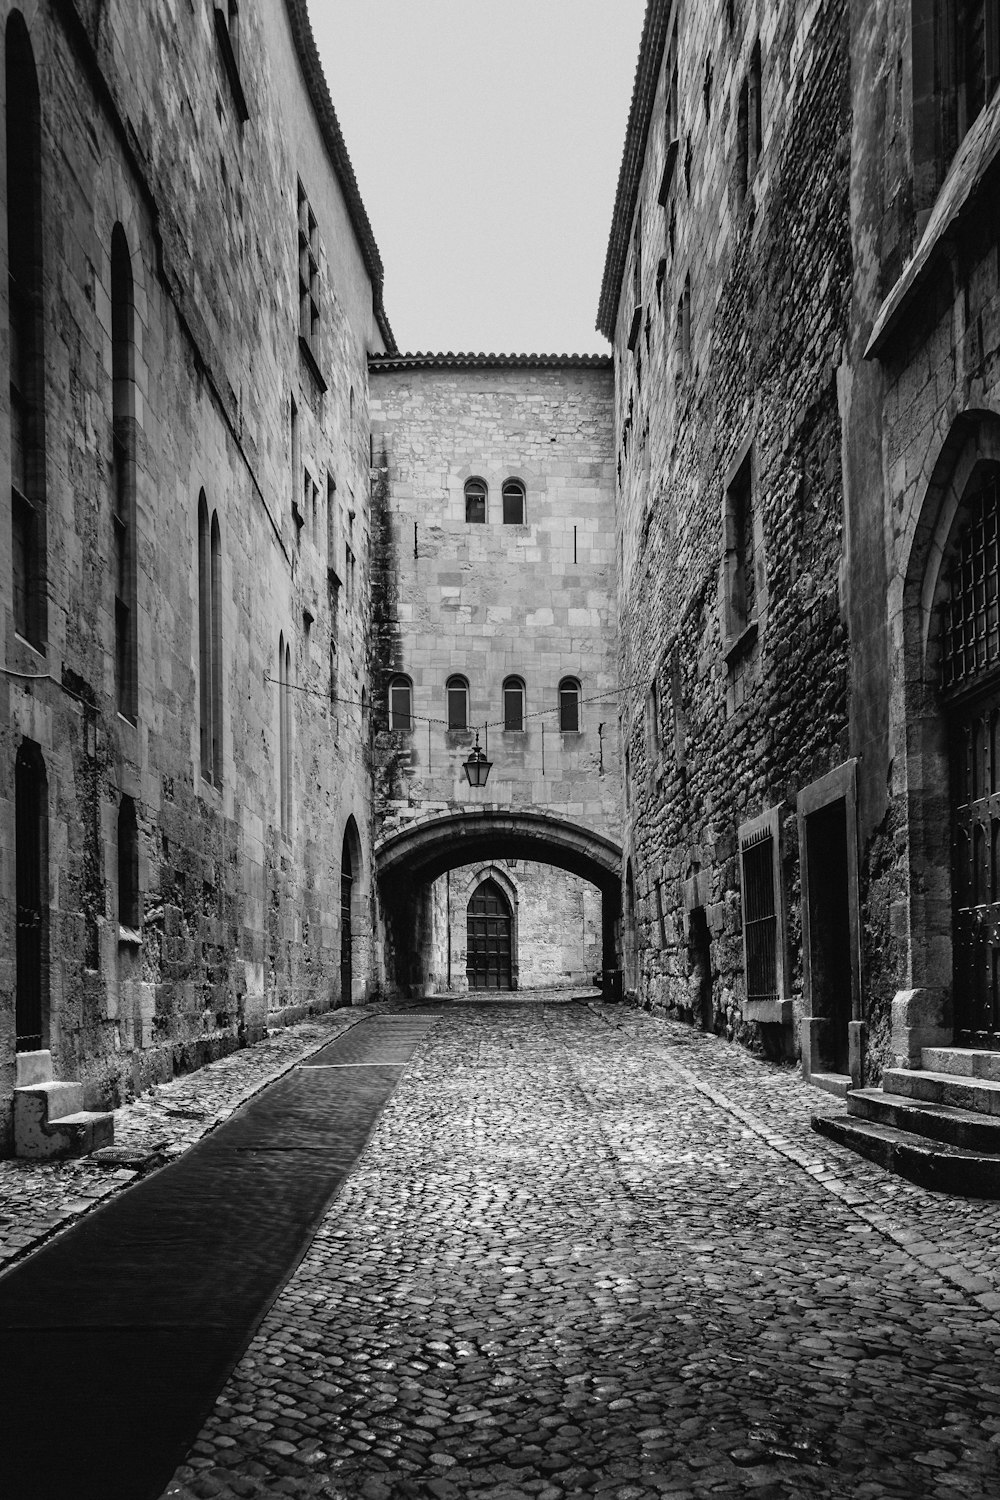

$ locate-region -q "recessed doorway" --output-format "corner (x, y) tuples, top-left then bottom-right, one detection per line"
(466, 878), (513, 991)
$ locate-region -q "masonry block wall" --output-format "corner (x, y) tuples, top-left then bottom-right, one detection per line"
(0, 0), (384, 1147)
(602, 0), (853, 1059)
(369, 357), (620, 993)
(843, 2), (1000, 1073)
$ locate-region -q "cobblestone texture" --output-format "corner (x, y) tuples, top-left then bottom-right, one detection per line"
(151, 1002), (1000, 1499)
(0, 1008), (369, 1270)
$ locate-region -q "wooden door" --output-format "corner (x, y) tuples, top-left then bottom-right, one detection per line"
(466, 879), (512, 991)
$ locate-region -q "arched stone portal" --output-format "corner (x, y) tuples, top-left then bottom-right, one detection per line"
(340, 816), (368, 1005)
(376, 810), (622, 998)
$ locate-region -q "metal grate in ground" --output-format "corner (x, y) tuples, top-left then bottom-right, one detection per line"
(0, 1013), (439, 1500)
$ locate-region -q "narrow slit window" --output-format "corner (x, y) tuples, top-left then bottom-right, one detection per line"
(111, 224), (137, 721)
(117, 795), (140, 930)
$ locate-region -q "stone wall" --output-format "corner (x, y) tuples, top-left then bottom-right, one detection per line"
(369, 358), (621, 996)
(0, 0), (383, 1148)
(605, 0), (854, 1060)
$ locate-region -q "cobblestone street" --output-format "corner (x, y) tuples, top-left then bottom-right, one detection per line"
(141, 1000), (1000, 1500)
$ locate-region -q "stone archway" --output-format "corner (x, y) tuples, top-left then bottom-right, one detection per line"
(893, 409), (1000, 1062)
(339, 815), (367, 1005)
(376, 810), (621, 998)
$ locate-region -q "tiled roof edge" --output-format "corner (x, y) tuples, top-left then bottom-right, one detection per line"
(284, 0), (397, 354)
(368, 351), (613, 372)
(596, 0), (671, 343)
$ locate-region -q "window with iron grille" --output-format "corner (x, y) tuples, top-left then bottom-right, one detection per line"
(738, 808), (786, 1012)
(942, 471), (1000, 693)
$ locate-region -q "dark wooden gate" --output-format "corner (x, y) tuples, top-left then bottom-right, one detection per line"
(466, 879), (512, 991)
(15, 742), (46, 1052)
(943, 470), (1000, 1045)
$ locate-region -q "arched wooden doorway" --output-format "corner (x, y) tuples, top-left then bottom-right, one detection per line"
(340, 818), (363, 1005)
(466, 878), (513, 991)
(942, 464), (1000, 1046)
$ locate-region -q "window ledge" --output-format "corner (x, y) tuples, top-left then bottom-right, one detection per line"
(724, 618), (758, 667)
(214, 8), (250, 122)
(118, 925), (142, 948)
(298, 334), (328, 393)
(745, 997), (793, 1025)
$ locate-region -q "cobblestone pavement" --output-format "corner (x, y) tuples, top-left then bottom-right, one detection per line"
(157, 1001), (1000, 1500)
(0, 1007), (370, 1270)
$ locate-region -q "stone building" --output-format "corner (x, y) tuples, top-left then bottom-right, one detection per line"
(603, 0), (1000, 1128)
(368, 354), (621, 997)
(0, 0), (389, 1152)
(601, 0), (855, 1080)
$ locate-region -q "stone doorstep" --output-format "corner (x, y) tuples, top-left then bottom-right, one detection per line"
(812, 1113), (1000, 1199)
(883, 1067), (1000, 1116)
(848, 1087), (1000, 1153)
(13, 1085), (115, 1162)
(807, 1072), (851, 1099)
(923, 1046), (1000, 1082)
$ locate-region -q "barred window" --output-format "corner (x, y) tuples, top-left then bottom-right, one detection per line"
(942, 470), (1000, 693)
(738, 808), (786, 1011)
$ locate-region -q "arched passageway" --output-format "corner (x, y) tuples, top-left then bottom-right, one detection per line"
(340, 816), (366, 1005)
(376, 810), (622, 998)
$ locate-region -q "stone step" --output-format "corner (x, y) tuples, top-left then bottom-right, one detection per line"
(882, 1067), (1000, 1116)
(14, 1049), (53, 1087)
(14, 1084), (115, 1161)
(921, 1047), (1000, 1082)
(848, 1088), (1000, 1153)
(812, 1112), (1000, 1198)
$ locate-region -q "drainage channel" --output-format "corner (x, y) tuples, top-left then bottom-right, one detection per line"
(0, 1013), (440, 1500)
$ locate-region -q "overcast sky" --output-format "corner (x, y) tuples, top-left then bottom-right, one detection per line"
(309, 1), (647, 355)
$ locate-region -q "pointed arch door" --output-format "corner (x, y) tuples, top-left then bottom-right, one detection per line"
(466, 878), (512, 991)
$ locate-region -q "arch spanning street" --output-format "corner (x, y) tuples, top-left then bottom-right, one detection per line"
(375, 810), (623, 996)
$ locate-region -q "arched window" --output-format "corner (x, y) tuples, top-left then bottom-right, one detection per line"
(117, 795), (139, 930)
(503, 676), (525, 732)
(389, 674), (413, 730)
(112, 224), (137, 721)
(447, 674), (469, 731)
(7, 14), (47, 648)
(559, 677), (581, 732)
(198, 493), (224, 786)
(502, 479), (525, 525)
(465, 478), (487, 524)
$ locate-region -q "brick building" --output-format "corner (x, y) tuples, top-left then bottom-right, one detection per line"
(0, 0), (388, 1151)
(368, 354), (621, 997)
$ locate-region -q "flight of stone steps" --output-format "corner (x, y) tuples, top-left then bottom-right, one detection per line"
(13, 1050), (115, 1160)
(812, 1047), (1000, 1196)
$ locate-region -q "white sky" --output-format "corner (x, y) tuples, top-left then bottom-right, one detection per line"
(309, 1), (648, 355)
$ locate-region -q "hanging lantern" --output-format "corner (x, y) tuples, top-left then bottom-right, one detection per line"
(463, 732), (492, 787)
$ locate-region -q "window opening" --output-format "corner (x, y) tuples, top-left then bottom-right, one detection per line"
(725, 450), (757, 640)
(503, 677), (524, 732)
(278, 634), (292, 836)
(15, 740), (48, 1052)
(389, 674), (413, 731)
(111, 224), (138, 721)
(741, 829), (777, 1004)
(465, 478), (487, 524)
(297, 179), (320, 352)
(502, 479), (525, 525)
(7, 15), (46, 649)
(118, 795), (140, 930)
(559, 677), (581, 733)
(447, 675), (469, 731)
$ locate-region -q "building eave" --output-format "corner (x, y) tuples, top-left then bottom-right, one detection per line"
(283, 0), (396, 354)
(596, 0), (672, 344)
(369, 351), (613, 373)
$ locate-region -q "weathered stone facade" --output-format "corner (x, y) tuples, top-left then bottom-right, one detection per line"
(368, 356), (621, 996)
(601, 0), (855, 1071)
(0, 0), (387, 1148)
